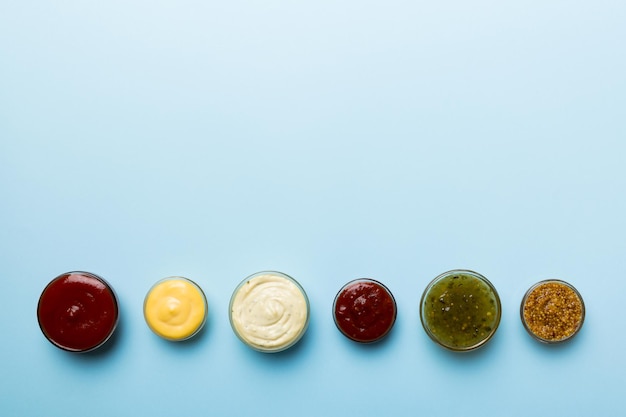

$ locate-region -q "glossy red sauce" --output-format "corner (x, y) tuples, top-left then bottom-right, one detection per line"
(333, 279), (397, 343)
(37, 272), (118, 352)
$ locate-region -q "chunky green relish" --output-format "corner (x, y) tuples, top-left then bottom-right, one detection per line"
(421, 271), (501, 351)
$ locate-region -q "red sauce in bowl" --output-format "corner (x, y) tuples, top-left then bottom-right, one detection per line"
(333, 279), (397, 343)
(37, 272), (119, 352)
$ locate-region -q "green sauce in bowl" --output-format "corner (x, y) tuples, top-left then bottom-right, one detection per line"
(420, 270), (501, 351)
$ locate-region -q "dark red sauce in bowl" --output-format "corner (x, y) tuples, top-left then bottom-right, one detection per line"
(333, 279), (397, 343)
(37, 272), (119, 352)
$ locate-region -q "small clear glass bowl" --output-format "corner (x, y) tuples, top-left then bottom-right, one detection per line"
(37, 271), (119, 353)
(143, 276), (208, 341)
(420, 269), (502, 352)
(229, 271), (310, 353)
(520, 279), (585, 344)
(333, 278), (397, 343)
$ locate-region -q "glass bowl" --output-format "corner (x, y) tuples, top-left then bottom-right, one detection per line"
(333, 278), (397, 343)
(520, 279), (585, 344)
(229, 271), (309, 353)
(420, 269), (501, 352)
(37, 271), (119, 353)
(144, 276), (208, 341)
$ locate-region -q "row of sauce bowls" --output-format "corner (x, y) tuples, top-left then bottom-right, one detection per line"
(36, 269), (585, 353)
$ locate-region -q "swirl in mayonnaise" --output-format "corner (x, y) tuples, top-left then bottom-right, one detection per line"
(229, 271), (309, 352)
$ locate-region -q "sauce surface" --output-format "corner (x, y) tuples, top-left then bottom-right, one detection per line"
(229, 272), (309, 352)
(37, 272), (118, 352)
(421, 271), (500, 351)
(144, 277), (207, 341)
(333, 279), (396, 343)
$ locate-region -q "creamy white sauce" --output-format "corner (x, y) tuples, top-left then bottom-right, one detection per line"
(230, 272), (309, 352)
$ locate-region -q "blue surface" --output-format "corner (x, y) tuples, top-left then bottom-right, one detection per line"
(1, 1), (626, 416)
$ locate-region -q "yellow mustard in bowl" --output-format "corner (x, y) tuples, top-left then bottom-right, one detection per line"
(144, 277), (207, 341)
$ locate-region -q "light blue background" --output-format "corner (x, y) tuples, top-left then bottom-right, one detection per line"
(1, 1), (625, 416)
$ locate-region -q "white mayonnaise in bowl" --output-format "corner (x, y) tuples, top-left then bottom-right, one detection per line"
(229, 271), (309, 353)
